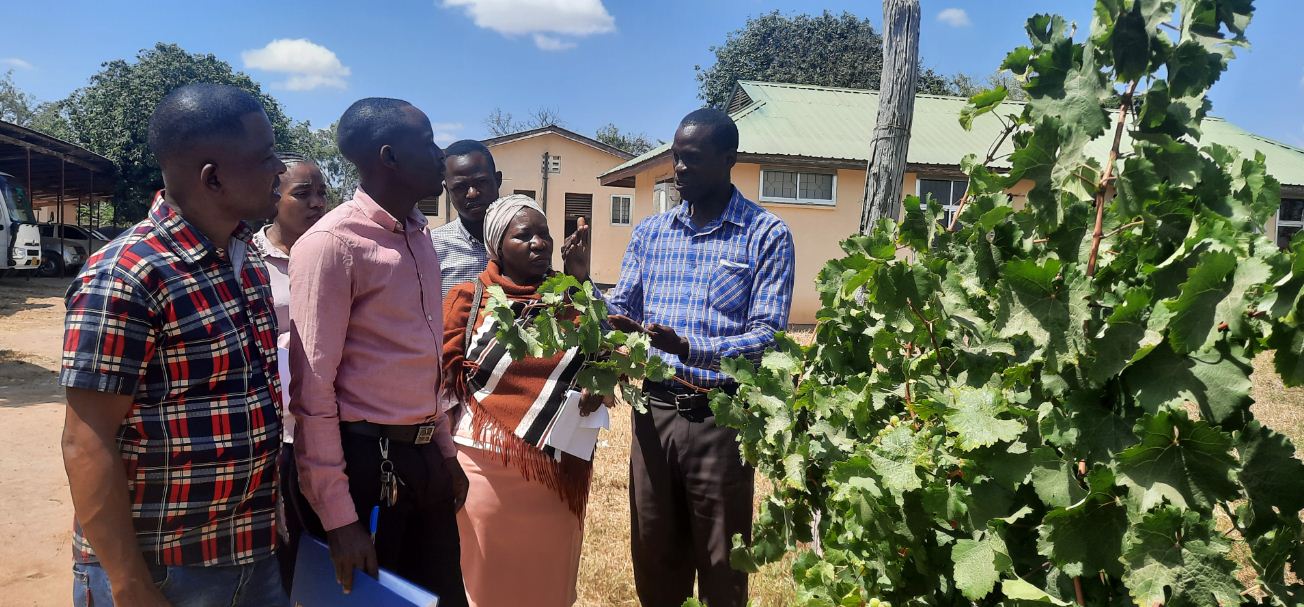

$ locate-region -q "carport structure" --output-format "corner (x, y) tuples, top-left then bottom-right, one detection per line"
(0, 120), (116, 239)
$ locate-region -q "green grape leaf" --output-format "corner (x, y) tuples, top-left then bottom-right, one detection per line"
(1115, 410), (1239, 512)
(1038, 497), (1128, 578)
(952, 532), (1012, 600)
(944, 386), (1024, 451)
(1121, 508), (1241, 607)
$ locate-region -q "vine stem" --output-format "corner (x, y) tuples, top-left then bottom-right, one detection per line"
(946, 119), (1018, 232)
(1086, 80), (1140, 277)
(1073, 577), (1086, 606)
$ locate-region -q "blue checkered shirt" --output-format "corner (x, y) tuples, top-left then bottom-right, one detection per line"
(431, 218), (489, 297)
(606, 187), (795, 387)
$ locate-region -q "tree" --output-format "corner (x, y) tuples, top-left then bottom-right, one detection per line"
(859, 0), (920, 232)
(484, 106), (565, 136)
(950, 71), (1029, 101)
(0, 69), (36, 126)
(594, 123), (657, 155)
(695, 10), (958, 109)
(54, 43), (295, 221)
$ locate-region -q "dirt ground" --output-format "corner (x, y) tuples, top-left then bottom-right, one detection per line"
(0, 275), (795, 606)
(0, 276), (75, 607)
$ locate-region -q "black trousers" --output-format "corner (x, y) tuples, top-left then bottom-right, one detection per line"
(300, 430), (469, 607)
(629, 395), (755, 607)
(275, 442), (307, 593)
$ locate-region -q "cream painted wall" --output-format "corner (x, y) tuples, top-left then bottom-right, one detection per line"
(442, 132), (632, 283)
(607, 162), (1042, 324)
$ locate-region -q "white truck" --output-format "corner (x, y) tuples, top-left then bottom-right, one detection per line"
(0, 172), (42, 273)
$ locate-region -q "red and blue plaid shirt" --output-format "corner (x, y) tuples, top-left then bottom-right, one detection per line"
(60, 200), (283, 567)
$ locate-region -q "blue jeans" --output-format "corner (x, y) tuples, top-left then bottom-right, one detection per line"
(71, 555), (288, 607)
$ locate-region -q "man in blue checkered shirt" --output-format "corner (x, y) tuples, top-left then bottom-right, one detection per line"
(606, 108), (795, 607)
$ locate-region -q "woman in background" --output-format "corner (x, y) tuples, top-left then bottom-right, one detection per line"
(250, 151), (327, 591)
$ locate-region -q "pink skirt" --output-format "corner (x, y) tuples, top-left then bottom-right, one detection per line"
(456, 445), (587, 607)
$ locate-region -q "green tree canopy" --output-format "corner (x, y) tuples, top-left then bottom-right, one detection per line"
(50, 43), (294, 221)
(0, 70), (36, 126)
(595, 123), (657, 156)
(695, 10), (960, 108)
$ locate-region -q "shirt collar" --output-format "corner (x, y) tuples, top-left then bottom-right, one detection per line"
(674, 186), (749, 232)
(149, 193), (255, 266)
(251, 225), (289, 261)
(353, 188), (429, 233)
(453, 218), (483, 247)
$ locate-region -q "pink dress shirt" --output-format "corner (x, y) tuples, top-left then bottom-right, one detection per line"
(288, 188), (453, 531)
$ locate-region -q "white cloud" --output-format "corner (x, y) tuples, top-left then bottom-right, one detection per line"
(0, 58), (34, 70)
(432, 122), (463, 146)
(440, 0), (614, 50)
(938, 8), (971, 28)
(241, 39), (350, 91)
(533, 34), (577, 51)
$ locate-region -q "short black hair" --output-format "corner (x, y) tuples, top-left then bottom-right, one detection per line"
(444, 139), (496, 173)
(147, 83), (265, 163)
(679, 108), (739, 153)
(276, 150), (312, 170)
(336, 97), (419, 165)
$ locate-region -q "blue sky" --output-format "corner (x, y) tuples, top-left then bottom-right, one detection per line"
(3, 0), (1303, 148)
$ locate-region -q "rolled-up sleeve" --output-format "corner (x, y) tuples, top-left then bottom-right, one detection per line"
(288, 231), (357, 531)
(60, 270), (158, 395)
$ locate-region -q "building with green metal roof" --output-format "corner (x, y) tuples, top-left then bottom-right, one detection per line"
(597, 81), (1304, 323)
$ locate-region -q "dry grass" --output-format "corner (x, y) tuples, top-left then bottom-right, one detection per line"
(575, 406), (796, 606)
(574, 338), (1304, 605)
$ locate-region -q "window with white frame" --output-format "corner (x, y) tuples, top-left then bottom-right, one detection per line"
(918, 178), (969, 226)
(760, 169), (836, 205)
(1277, 199), (1304, 248)
(611, 195), (632, 225)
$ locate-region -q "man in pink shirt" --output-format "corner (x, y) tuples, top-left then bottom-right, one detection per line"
(288, 97), (468, 605)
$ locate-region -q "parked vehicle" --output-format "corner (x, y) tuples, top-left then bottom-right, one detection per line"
(0, 172), (42, 273)
(37, 223), (109, 277)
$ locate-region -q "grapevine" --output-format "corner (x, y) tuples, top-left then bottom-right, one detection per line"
(484, 273), (674, 411)
(706, 1), (1304, 605)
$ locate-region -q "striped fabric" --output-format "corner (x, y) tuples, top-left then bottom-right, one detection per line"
(460, 297), (585, 450)
(60, 200), (282, 567)
(605, 187), (796, 387)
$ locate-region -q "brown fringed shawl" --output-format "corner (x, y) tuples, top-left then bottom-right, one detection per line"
(441, 262), (593, 518)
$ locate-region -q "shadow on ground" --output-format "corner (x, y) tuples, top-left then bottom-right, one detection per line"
(0, 351), (63, 409)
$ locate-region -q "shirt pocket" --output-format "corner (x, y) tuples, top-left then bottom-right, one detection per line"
(709, 259), (752, 315)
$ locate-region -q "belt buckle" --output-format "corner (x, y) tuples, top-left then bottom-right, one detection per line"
(673, 393), (698, 413)
(414, 424), (436, 445)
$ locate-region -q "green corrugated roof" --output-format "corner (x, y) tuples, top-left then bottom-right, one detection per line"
(600, 80), (1304, 187)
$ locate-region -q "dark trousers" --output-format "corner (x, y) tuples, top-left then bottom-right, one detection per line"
(275, 442), (307, 593)
(629, 396), (755, 607)
(300, 430), (468, 607)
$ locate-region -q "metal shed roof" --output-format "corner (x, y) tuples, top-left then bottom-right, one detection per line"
(600, 81), (1304, 189)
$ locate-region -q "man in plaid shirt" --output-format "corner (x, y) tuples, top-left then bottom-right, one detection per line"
(607, 108), (795, 607)
(60, 84), (288, 607)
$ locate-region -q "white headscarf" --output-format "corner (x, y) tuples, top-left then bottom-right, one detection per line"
(482, 194), (547, 262)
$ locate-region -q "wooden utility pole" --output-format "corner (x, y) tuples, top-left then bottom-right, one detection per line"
(859, 0), (921, 234)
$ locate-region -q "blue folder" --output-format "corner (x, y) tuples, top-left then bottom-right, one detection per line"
(290, 536), (439, 607)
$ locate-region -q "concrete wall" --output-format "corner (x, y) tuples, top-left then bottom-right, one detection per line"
(441, 132), (631, 282)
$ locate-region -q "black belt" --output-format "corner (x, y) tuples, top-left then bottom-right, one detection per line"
(341, 420), (440, 445)
(645, 382), (737, 413)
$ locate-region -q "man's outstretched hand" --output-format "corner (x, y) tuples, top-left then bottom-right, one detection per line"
(607, 315), (689, 359)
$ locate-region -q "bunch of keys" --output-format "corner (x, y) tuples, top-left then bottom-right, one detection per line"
(378, 438), (404, 507)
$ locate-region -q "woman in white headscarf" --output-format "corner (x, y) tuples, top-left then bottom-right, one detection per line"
(441, 195), (606, 607)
